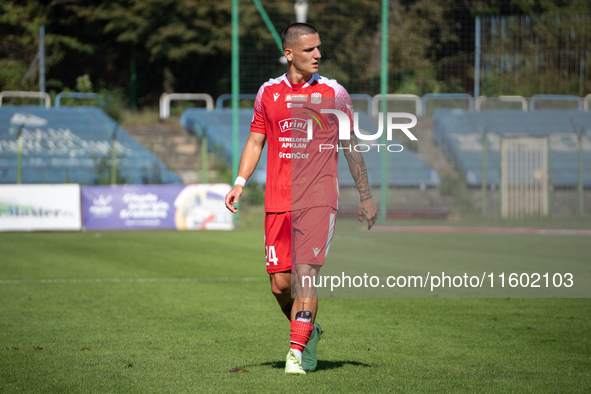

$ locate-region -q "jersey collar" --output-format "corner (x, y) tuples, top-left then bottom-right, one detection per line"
(283, 73), (319, 89)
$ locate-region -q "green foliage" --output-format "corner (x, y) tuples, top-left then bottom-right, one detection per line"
(214, 161), (233, 184)
(76, 74), (93, 93)
(2, 0), (590, 105)
(100, 88), (126, 123)
(481, 65), (590, 97)
(141, 160), (163, 184)
(241, 0), (465, 94)
(440, 173), (473, 210)
(51, 74), (125, 122)
(169, 100), (210, 116)
(396, 68), (445, 96)
(395, 66), (466, 96)
(93, 151), (127, 185)
(211, 143), (233, 184)
(242, 182), (266, 206)
(482, 74), (504, 96)
(0, 1), (94, 91)
(91, 0), (232, 61)
(0, 59), (29, 91)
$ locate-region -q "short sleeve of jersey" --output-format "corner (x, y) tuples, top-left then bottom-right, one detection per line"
(334, 83), (354, 132)
(251, 85), (266, 134)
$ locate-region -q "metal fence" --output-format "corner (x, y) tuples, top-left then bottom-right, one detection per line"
(477, 14), (591, 97)
(4, 2), (591, 218)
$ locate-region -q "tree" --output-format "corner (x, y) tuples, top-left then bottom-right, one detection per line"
(0, 0), (93, 92)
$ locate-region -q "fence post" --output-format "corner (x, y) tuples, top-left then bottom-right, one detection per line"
(579, 133), (584, 216)
(474, 17), (481, 97)
(110, 125), (119, 185)
(39, 25), (45, 107)
(15, 123), (25, 184)
(202, 135), (209, 183)
(379, 0), (389, 225)
(131, 47), (138, 111)
(547, 141), (552, 216)
(570, 119), (585, 216)
(231, 0), (240, 221)
(478, 124), (488, 215)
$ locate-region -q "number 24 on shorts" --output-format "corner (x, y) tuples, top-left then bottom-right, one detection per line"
(266, 245), (278, 266)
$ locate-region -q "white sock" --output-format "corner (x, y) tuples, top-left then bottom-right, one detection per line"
(290, 349), (303, 363)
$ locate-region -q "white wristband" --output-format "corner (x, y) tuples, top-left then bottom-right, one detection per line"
(234, 176), (246, 187)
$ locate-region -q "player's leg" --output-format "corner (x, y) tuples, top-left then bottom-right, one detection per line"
(265, 212), (293, 321)
(291, 206), (336, 325)
(269, 271), (292, 321)
(289, 207), (336, 372)
(265, 212), (307, 374)
(287, 263), (319, 373)
(292, 264), (319, 321)
(284, 270), (312, 375)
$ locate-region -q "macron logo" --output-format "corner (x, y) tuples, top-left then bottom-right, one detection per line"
(313, 247), (321, 257)
(273, 93), (280, 102)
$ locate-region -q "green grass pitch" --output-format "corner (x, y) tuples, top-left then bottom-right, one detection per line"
(1, 215), (590, 393)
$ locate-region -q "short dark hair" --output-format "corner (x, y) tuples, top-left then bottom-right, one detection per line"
(281, 23), (318, 50)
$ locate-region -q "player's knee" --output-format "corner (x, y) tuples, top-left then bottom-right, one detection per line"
(296, 264), (317, 278)
(271, 280), (290, 296)
(269, 274), (291, 296)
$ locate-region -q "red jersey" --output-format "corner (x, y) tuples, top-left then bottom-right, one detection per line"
(251, 73), (354, 212)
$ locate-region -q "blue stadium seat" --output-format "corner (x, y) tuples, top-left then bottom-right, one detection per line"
(433, 109), (591, 187)
(180, 108), (439, 187)
(0, 106), (181, 184)
(180, 108), (268, 184)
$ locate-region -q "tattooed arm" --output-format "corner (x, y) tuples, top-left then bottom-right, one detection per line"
(340, 131), (378, 229)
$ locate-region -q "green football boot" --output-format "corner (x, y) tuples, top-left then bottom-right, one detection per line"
(302, 322), (322, 371)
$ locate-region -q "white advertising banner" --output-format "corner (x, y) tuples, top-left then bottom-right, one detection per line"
(0, 184), (82, 231)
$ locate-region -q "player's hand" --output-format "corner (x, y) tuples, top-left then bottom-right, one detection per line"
(358, 198), (378, 230)
(225, 185), (243, 214)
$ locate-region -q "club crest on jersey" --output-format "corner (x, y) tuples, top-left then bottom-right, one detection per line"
(278, 118), (308, 133)
(285, 94), (308, 102)
(311, 92), (322, 104)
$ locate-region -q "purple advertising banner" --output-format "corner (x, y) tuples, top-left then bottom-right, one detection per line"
(81, 184), (234, 231)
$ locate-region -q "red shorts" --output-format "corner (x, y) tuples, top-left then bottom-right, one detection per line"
(264, 206), (337, 274)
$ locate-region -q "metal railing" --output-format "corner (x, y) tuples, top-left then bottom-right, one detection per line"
(372, 94), (422, 117)
(55, 92), (101, 108)
(215, 94), (256, 109)
(160, 93), (214, 119)
(422, 93), (474, 116)
(529, 95), (583, 111)
(0, 91), (51, 109)
(349, 94), (372, 115)
(475, 95), (528, 112)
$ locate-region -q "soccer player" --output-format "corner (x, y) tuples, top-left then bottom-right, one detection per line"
(225, 23), (377, 375)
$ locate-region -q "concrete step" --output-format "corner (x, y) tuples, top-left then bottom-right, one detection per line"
(124, 123), (200, 179)
(413, 117), (458, 177)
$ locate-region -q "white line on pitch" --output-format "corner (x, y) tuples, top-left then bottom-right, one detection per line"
(0, 277), (263, 285)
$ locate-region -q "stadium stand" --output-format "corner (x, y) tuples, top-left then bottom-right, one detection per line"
(0, 106), (181, 184)
(350, 110), (439, 187)
(433, 109), (591, 187)
(180, 108), (268, 184)
(180, 108), (440, 187)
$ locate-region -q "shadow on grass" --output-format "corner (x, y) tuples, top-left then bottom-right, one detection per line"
(258, 360), (370, 371)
